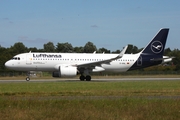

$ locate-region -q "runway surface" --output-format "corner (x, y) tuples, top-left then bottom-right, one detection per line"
(0, 77), (180, 83)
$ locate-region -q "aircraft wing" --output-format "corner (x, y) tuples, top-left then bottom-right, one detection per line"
(73, 46), (128, 68)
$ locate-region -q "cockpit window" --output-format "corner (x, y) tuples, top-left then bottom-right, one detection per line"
(11, 57), (20, 60)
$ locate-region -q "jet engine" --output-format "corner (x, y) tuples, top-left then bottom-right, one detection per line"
(52, 66), (77, 77)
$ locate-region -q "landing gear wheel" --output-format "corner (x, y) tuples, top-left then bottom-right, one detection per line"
(80, 75), (85, 81)
(86, 75), (91, 81)
(26, 77), (30, 81)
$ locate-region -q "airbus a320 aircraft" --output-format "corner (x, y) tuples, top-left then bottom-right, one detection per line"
(5, 28), (173, 81)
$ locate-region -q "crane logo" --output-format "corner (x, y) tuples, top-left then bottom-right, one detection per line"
(151, 41), (163, 54)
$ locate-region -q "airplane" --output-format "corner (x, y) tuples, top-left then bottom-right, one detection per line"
(5, 28), (172, 81)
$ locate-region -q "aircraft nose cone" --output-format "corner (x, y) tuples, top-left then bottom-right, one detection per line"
(5, 61), (12, 68)
(5, 61), (9, 68)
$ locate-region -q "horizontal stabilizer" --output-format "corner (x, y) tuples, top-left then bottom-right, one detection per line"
(150, 56), (174, 63)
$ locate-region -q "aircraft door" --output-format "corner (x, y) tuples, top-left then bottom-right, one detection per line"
(26, 54), (32, 65)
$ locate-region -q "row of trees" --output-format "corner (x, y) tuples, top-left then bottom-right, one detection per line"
(43, 42), (142, 54)
(0, 41), (180, 73)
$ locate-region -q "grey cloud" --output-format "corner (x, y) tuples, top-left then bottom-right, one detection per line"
(3, 18), (9, 20)
(18, 36), (28, 41)
(18, 36), (51, 43)
(91, 25), (98, 28)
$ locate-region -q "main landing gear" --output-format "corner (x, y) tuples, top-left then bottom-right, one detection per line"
(79, 75), (91, 81)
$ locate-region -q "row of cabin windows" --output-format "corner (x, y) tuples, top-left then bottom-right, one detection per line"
(33, 58), (135, 62)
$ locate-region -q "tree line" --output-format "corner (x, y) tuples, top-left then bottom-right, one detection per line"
(0, 41), (180, 73)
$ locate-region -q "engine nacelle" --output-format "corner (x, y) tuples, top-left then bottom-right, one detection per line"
(52, 66), (77, 77)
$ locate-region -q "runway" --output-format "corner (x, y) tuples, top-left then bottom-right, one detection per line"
(0, 77), (180, 83)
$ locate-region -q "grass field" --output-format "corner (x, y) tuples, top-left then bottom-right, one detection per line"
(0, 77), (180, 120)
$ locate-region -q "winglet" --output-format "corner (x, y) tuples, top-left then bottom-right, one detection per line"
(115, 45), (128, 59)
(120, 45), (128, 56)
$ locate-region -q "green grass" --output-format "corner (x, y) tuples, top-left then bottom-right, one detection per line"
(0, 80), (180, 96)
(0, 80), (180, 120)
(0, 97), (179, 120)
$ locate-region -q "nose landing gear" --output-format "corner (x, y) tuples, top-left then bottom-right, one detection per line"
(26, 71), (31, 81)
(26, 77), (30, 81)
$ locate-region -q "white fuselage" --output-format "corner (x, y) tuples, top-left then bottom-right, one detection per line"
(5, 53), (140, 72)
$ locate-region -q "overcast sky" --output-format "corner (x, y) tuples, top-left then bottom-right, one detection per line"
(0, 0), (180, 51)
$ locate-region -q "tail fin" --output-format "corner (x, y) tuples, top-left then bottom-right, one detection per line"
(141, 28), (169, 56)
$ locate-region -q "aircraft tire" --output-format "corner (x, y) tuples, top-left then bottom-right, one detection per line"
(80, 75), (85, 81)
(26, 77), (30, 81)
(86, 75), (91, 81)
